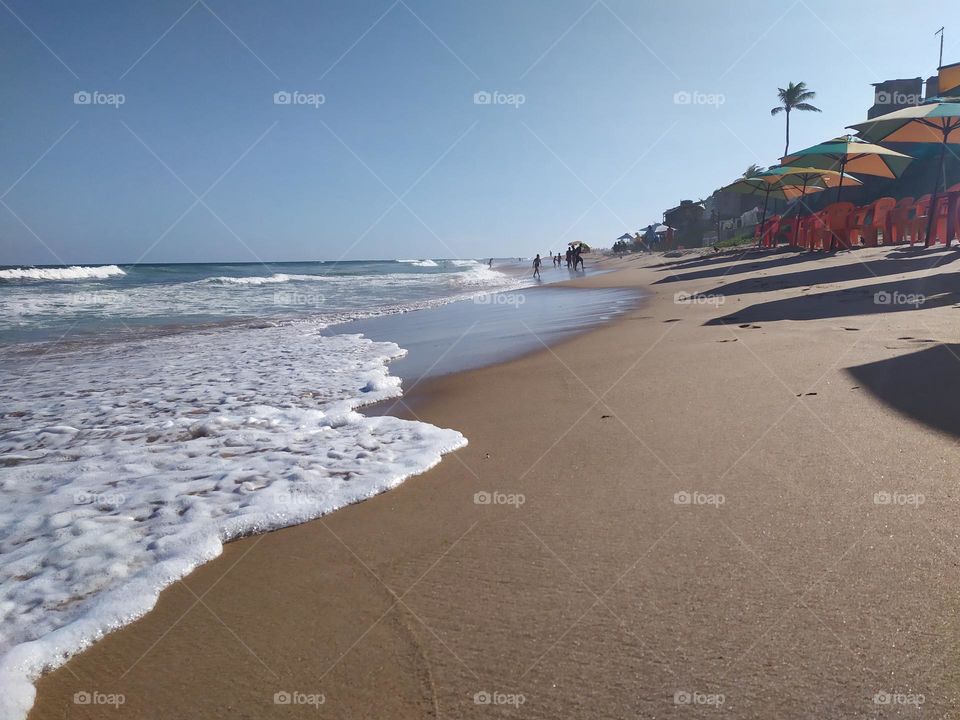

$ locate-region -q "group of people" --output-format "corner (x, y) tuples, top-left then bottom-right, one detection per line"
(532, 245), (584, 279)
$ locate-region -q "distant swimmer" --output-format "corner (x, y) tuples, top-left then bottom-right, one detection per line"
(489, 258), (493, 267)
(532, 253), (542, 280)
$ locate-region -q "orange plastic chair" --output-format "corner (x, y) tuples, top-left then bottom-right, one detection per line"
(814, 202), (855, 250)
(907, 195), (931, 245)
(848, 205), (871, 246)
(762, 215), (782, 247)
(780, 217), (798, 246)
(888, 197), (915, 245)
(856, 197), (896, 247)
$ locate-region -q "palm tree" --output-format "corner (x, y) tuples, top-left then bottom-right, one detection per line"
(743, 163), (763, 178)
(770, 81), (822, 157)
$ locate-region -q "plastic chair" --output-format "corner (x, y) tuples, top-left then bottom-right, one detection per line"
(848, 205), (871, 246)
(853, 197), (896, 247)
(814, 203), (855, 250)
(761, 215), (781, 248)
(906, 195), (931, 245)
(888, 197), (915, 245)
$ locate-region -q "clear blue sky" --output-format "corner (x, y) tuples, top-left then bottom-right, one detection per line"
(0, 0), (953, 264)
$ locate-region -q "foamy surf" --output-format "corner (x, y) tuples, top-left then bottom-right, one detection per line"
(0, 325), (466, 720)
(0, 265), (126, 281)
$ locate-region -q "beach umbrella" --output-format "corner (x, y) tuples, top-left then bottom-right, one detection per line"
(848, 98), (960, 245)
(617, 233), (633, 241)
(780, 135), (912, 202)
(760, 167), (864, 244)
(722, 171), (834, 238)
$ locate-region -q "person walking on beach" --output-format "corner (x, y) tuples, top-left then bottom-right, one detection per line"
(564, 247), (572, 268)
(573, 245), (584, 271)
(532, 253), (542, 280)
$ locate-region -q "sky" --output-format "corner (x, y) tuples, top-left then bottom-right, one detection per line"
(0, 0), (955, 264)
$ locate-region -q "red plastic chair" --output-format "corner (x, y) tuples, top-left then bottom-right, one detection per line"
(906, 195), (931, 245)
(848, 205), (871, 246)
(852, 197), (896, 247)
(888, 197), (915, 245)
(761, 215), (781, 248)
(780, 217), (798, 246)
(814, 203), (855, 250)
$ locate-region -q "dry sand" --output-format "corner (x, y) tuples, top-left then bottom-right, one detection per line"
(31, 245), (960, 718)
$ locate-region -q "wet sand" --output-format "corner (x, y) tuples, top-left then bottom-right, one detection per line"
(31, 246), (960, 718)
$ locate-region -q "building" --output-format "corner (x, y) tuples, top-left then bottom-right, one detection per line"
(663, 200), (705, 248)
(867, 77), (925, 118)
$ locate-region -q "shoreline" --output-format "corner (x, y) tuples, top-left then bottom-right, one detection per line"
(30, 247), (960, 717)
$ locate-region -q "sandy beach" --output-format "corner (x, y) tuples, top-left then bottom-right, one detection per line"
(30, 246), (960, 718)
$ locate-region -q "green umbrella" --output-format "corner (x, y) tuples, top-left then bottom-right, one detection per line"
(780, 136), (912, 249)
(848, 98), (960, 245)
(722, 170), (845, 242)
(759, 167), (863, 245)
(781, 135), (912, 196)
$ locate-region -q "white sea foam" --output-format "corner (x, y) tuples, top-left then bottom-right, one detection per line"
(0, 265), (126, 281)
(0, 325), (466, 720)
(397, 259), (438, 267)
(199, 273), (305, 285)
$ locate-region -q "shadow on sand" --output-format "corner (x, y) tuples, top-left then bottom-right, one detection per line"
(654, 248), (820, 284)
(848, 344), (960, 437)
(705, 271), (960, 325)
(706, 249), (960, 298)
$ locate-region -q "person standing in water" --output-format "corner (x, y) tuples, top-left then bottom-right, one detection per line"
(532, 253), (542, 280)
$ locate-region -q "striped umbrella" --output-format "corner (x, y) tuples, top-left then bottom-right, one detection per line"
(780, 135), (912, 202)
(848, 98), (960, 244)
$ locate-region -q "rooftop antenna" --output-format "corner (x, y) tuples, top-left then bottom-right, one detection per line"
(936, 26), (944, 68)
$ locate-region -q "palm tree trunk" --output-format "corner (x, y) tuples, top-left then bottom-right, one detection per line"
(784, 109), (790, 157)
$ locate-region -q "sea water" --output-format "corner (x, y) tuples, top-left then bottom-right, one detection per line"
(0, 257), (623, 719)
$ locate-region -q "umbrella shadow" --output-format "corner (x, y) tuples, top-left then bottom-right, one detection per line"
(654, 249), (817, 284)
(706, 250), (960, 297)
(649, 246), (789, 272)
(705, 272), (960, 325)
(848, 344), (960, 437)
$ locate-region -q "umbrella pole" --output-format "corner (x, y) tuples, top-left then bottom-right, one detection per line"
(830, 162), (846, 252)
(793, 178), (809, 247)
(758, 187), (771, 248)
(924, 137), (949, 247)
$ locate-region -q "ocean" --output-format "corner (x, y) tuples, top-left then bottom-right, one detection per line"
(0, 257), (635, 719)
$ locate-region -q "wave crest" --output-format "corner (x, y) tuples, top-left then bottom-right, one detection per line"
(0, 265), (126, 281)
